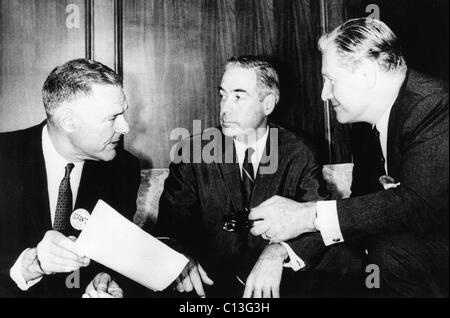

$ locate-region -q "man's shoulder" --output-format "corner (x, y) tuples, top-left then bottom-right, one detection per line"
(109, 148), (140, 172)
(270, 123), (318, 156)
(0, 123), (44, 161)
(406, 70), (448, 100)
(0, 123), (41, 144)
(398, 70), (449, 137)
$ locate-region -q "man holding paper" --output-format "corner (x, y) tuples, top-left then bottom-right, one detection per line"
(0, 59), (141, 297)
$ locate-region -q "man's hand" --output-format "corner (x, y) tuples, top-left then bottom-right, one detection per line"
(83, 272), (123, 298)
(20, 247), (45, 282)
(249, 195), (317, 242)
(174, 257), (214, 298)
(243, 243), (288, 298)
(36, 230), (90, 276)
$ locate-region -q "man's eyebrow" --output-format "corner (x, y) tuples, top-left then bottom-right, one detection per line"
(218, 87), (249, 94)
(109, 107), (127, 118)
(232, 89), (249, 94)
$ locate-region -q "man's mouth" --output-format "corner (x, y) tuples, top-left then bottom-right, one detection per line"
(331, 103), (341, 109)
(221, 120), (237, 126)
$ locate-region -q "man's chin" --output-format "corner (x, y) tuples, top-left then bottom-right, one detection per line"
(95, 149), (117, 162)
(221, 127), (242, 138)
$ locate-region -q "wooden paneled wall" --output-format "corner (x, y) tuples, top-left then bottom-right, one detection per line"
(122, 0), (326, 168)
(0, 0), (86, 132)
(3, 1), (445, 168)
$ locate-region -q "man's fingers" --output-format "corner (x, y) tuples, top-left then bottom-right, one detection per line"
(248, 207), (265, 221)
(175, 278), (185, 293)
(272, 285), (280, 298)
(250, 220), (270, 236)
(95, 274), (110, 294)
(189, 269), (206, 298)
(197, 263), (214, 286)
(107, 282), (123, 298)
(182, 275), (193, 293)
(87, 288), (99, 298)
(56, 236), (86, 259)
(243, 283), (253, 298)
(263, 285), (272, 298)
(253, 287), (262, 298)
(39, 257), (85, 273)
(47, 246), (90, 266)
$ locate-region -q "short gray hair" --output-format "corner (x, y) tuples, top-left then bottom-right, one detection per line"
(42, 58), (122, 121)
(318, 18), (407, 73)
(225, 56), (280, 103)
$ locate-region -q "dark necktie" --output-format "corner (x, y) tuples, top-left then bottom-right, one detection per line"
(241, 147), (255, 211)
(371, 127), (386, 179)
(53, 163), (75, 232)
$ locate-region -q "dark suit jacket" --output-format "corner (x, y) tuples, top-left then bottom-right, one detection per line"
(338, 70), (449, 241)
(0, 122), (141, 297)
(156, 124), (330, 293)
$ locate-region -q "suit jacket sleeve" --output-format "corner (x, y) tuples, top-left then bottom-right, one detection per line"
(338, 93), (449, 241)
(155, 160), (203, 258)
(283, 141), (331, 270)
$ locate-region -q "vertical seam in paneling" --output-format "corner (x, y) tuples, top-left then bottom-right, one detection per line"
(85, 0), (94, 60)
(114, 0), (123, 79)
(319, 0), (332, 163)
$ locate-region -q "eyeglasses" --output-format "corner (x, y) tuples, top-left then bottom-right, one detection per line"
(222, 212), (253, 232)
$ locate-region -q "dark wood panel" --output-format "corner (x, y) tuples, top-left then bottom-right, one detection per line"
(0, 0), (86, 132)
(123, 0), (325, 168)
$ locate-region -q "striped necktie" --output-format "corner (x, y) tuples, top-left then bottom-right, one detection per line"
(241, 147), (255, 210)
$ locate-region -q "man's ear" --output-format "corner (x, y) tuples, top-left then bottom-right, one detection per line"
(262, 94), (276, 116)
(58, 106), (77, 133)
(358, 59), (378, 89)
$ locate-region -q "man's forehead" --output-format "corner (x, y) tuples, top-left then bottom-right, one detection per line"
(221, 67), (258, 91)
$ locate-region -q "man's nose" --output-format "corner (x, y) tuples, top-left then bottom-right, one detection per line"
(220, 96), (233, 117)
(321, 82), (333, 102)
(115, 115), (130, 135)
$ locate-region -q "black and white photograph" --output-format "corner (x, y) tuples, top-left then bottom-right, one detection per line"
(0, 0), (448, 303)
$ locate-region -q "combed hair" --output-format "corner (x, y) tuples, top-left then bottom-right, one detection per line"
(225, 56), (280, 103)
(318, 18), (407, 73)
(42, 58), (122, 120)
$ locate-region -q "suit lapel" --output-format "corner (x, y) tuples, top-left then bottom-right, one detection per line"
(250, 125), (280, 207)
(387, 70), (412, 180)
(216, 134), (245, 213)
(75, 160), (109, 213)
(19, 122), (52, 236)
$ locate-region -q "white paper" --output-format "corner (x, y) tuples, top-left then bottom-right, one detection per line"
(75, 200), (188, 291)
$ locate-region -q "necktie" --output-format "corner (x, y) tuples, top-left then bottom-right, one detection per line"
(53, 163), (75, 232)
(371, 127), (386, 179)
(241, 147), (255, 210)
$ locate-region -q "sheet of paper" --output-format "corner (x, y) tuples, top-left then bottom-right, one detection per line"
(75, 200), (188, 291)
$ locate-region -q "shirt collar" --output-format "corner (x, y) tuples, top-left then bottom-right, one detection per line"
(233, 127), (269, 165)
(42, 124), (83, 170)
(374, 103), (393, 136)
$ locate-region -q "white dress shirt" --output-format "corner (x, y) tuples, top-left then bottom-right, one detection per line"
(316, 105), (394, 246)
(10, 125), (84, 290)
(234, 127), (305, 271)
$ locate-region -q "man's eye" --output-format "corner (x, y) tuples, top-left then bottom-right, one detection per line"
(235, 95), (242, 101)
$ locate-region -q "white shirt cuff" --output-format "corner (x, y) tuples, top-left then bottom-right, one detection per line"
(10, 248), (43, 291)
(278, 242), (305, 271)
(316, 200), (344, 246)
